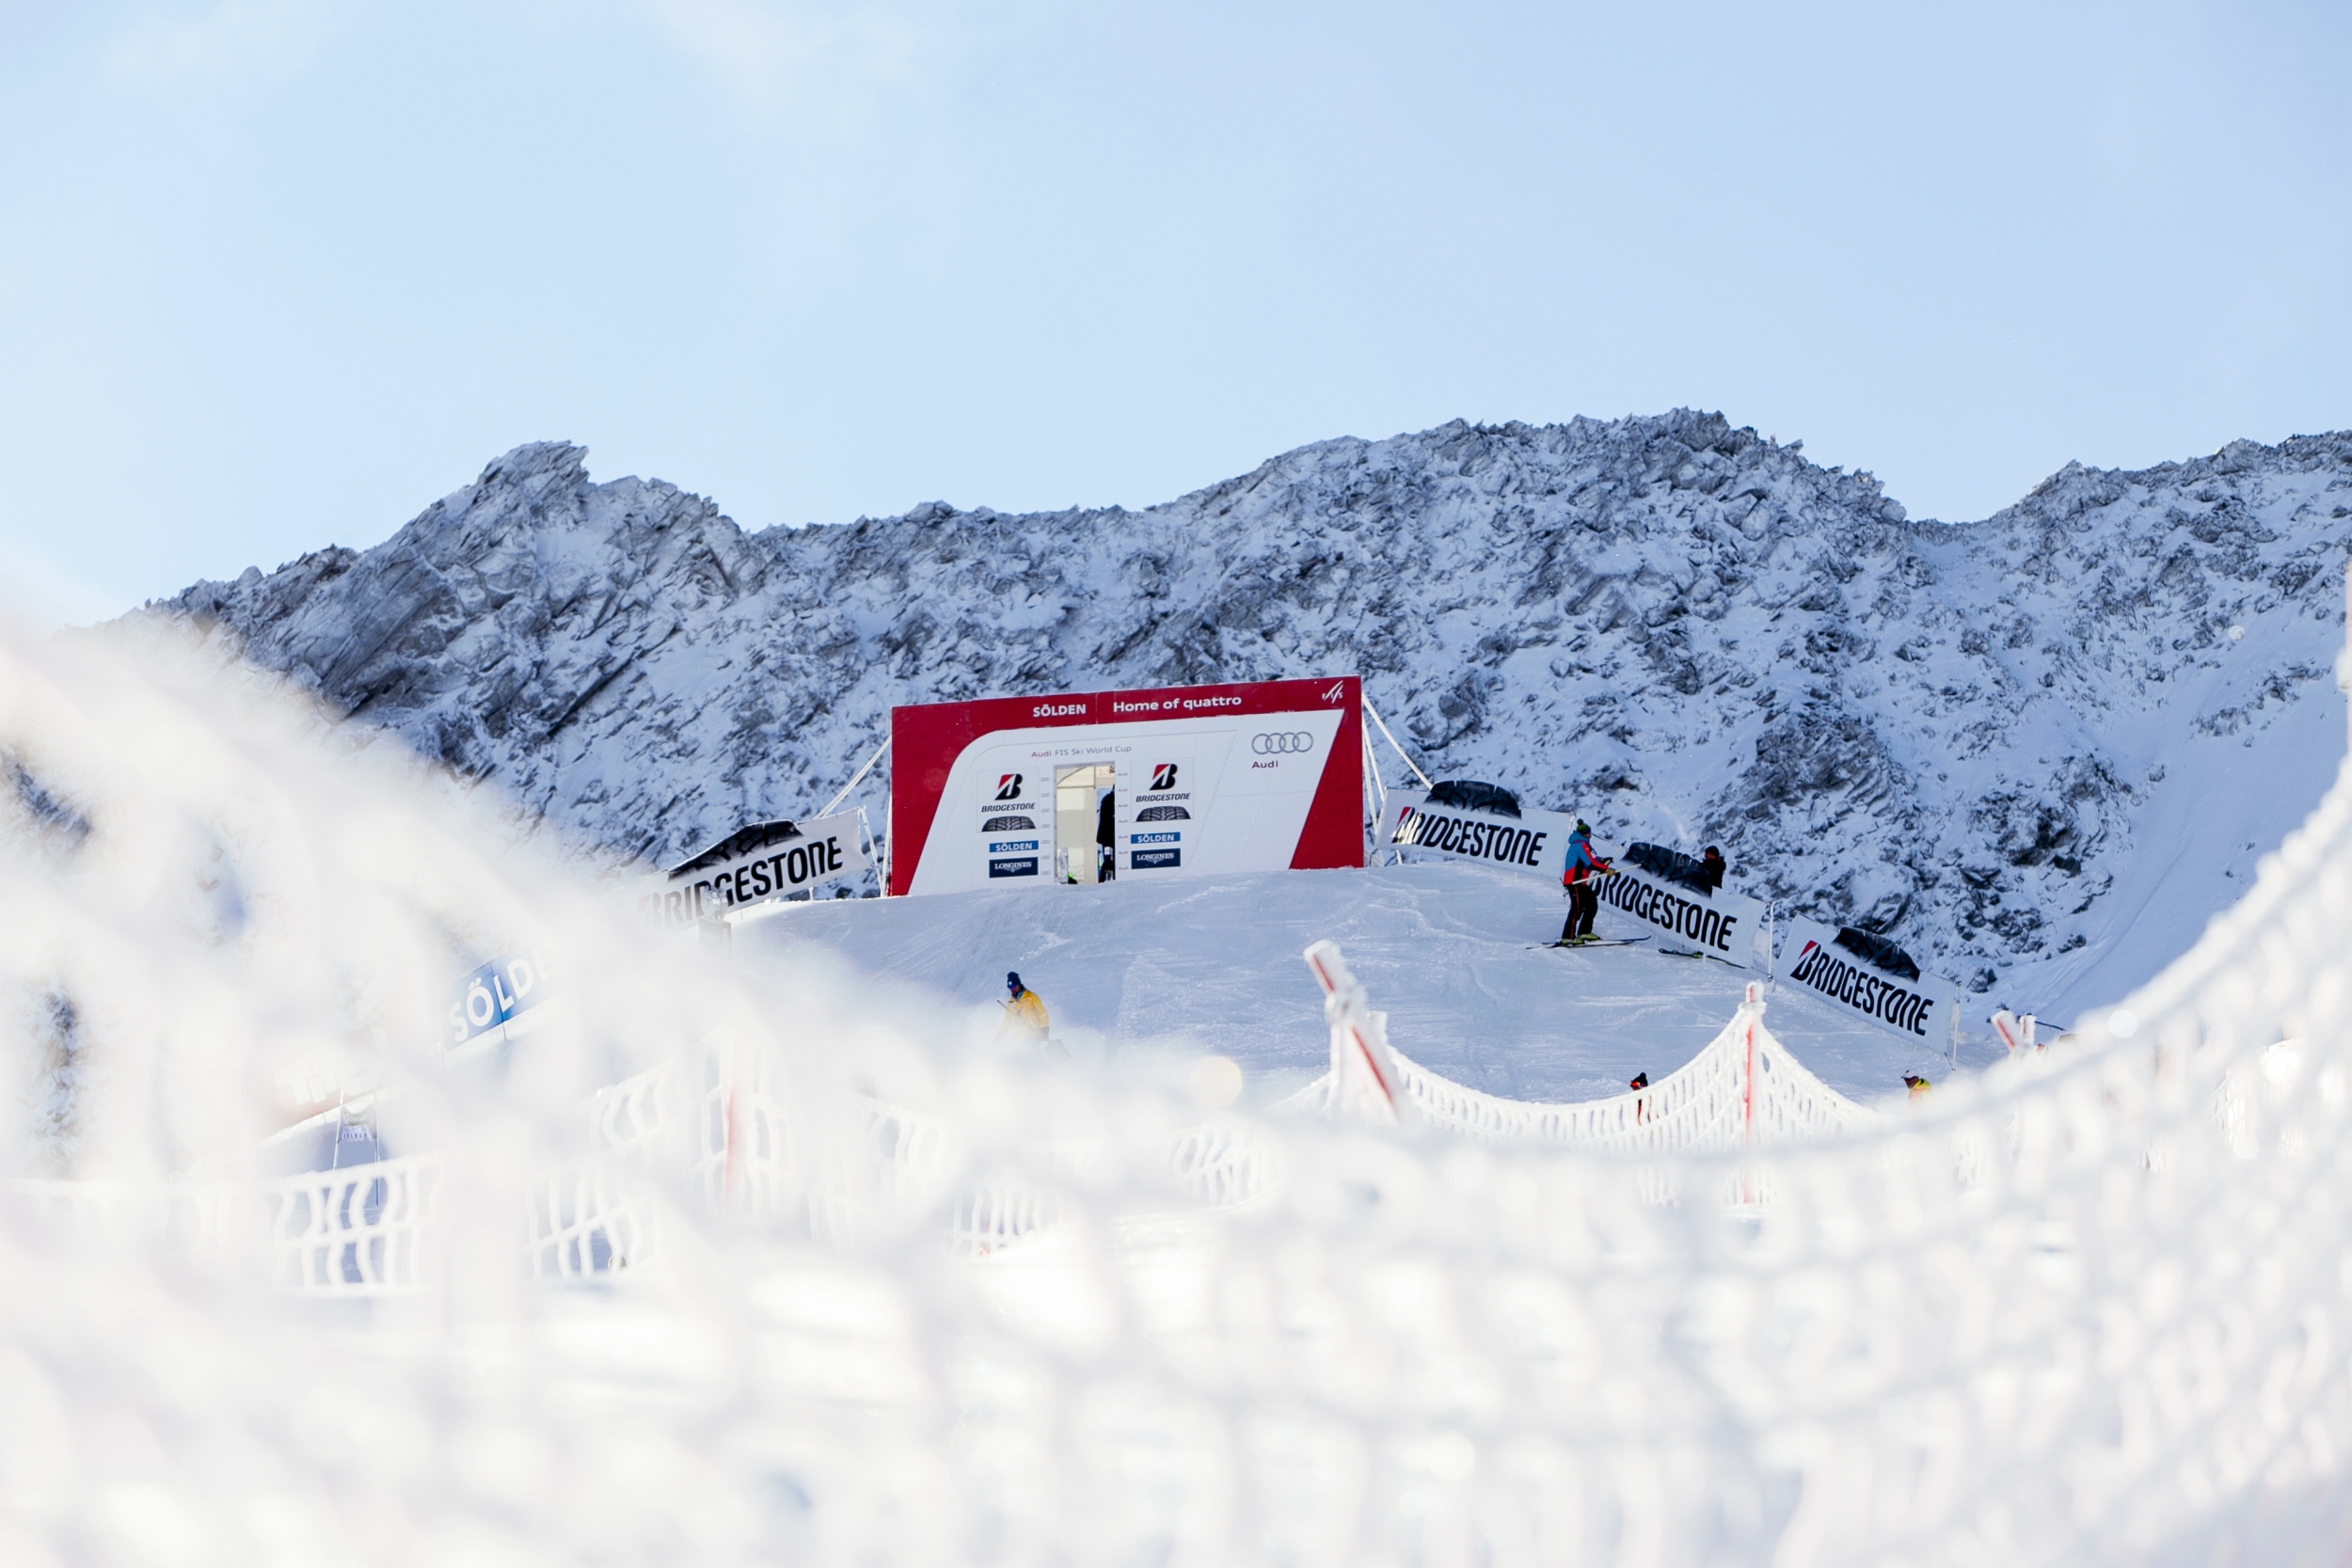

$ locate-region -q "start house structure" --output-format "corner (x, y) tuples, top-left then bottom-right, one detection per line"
(888, 677), (1364, 896)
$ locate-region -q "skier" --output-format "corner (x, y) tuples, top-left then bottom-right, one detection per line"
(995, 972), (1050, 1047)
(1557, 821), (1613, 943)
(1629, 1070), (1650, 1123)
(1903, 1073), (1931, 1101)
(1698, 846), (1726, 893)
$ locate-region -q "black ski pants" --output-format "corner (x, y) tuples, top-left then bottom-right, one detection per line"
(1561, 881), (1598, 941)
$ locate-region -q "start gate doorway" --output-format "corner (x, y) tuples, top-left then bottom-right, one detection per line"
(1054, 764), (1115, 883)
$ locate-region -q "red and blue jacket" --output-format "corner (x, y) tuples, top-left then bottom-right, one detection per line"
(1562, 831), (1611, 887)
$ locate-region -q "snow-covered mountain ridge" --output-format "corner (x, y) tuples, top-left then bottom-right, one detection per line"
(154, 411), (2352, 1019)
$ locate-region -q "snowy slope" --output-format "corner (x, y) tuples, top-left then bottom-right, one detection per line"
(151, 414), (2352, 1025)
(736, 857), (1987, 1109)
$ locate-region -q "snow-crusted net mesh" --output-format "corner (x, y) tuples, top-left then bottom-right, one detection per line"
(1287, 968), (1879, 1154)
(5, 614), (2352, 1565)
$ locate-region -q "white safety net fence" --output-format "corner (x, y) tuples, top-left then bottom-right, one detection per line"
(7, 615), (2352, 1565)
(1286, 965), (1879, 1156)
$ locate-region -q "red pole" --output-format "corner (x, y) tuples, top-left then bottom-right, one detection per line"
(1309, 947), (1401, 1114)
(1743, 1018), (1755, 1144)
(1741, 997), (1757, 1205)
(1353, 1027), (1400, 1111)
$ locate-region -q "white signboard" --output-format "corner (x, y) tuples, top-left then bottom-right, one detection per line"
(637, 811), (869, 930)
(1384, 791), (1575, 878)
(958, 718), (1339, 887)
(917, 722), (1353, 892)
(1593, 861), (1770, 968)
(1772, 916), (1963, 1040)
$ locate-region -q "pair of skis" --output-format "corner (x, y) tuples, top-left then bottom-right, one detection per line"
(1533, 935), (1745, 967)
(1540, 866), (1639, 949)
(1655, 944), (1743, 966)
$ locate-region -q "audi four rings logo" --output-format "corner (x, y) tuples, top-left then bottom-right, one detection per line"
(1251, 732), (1314, 755)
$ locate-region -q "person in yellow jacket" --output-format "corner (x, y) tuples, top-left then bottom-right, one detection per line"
(996, 972), (1050, 1046)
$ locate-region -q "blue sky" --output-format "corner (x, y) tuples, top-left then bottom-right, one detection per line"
(3, 0), (2346, 622)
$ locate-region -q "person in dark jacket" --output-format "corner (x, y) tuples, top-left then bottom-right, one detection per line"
(1698, 847), (1725, 893)
(1095, 788), (1117, 881)
(1558, 821), (1613, 942)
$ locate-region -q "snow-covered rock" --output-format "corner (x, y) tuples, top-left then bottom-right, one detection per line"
(151, 412), (2352, 1020)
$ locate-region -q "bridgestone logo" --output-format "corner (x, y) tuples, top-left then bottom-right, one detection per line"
(1596, 869), (1737, 953)
(1391, 808), (1549, 869)
(1787, 941), (1933, 1036)
(679, 837), (848, 911)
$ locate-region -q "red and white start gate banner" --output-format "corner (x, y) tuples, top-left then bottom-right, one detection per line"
(889, 676), (1363, 896)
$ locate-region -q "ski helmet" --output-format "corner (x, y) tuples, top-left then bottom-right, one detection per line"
(1007, 972), (1023, 992)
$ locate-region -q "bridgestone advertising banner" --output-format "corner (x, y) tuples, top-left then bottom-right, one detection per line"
(1387, 796), (1767, 968)
(637, 811), (869, 930)
(1384, 791), (1569, 875)
(889, 677), (1362, 897)
(1773, 916), (1962, 1040)
(1594, 863), (1769, 968)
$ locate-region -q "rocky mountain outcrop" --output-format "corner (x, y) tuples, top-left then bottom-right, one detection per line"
(154, 412), (2352, 1008)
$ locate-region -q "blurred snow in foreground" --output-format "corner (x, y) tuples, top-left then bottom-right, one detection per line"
(6, 617), (2352, 1565)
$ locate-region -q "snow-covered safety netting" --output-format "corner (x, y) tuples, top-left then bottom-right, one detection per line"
(1289, 942), (1878, 1154)
(8, 612), (2352, 1564)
